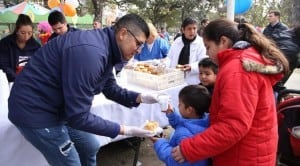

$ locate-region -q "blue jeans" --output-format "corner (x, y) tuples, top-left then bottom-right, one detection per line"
(16, 125), (100, 166)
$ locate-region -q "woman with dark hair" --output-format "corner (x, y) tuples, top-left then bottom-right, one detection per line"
(172, 19), (289, 165)
(166, 17), (207, 84)
(0, 14), (40, 82)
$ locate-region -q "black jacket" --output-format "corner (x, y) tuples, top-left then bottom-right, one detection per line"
(272, 28), (300, 91)
(263, 22), (288, 39)
(272, 29), (300, 70)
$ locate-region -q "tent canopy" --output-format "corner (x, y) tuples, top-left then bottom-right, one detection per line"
(0, 2), (93, 25)
(0, 1), (50, 15)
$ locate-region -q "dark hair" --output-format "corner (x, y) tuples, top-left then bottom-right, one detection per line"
(234, 17), (247, 24)
(114, 14), (150, 38)
(200, 18), (209, 25)
(270, 10), (280, 17)
(203, 19), (239, 45)
(13, 14), (33, 34)
(181, 17), (197, 29)
(179, 85), (211, 116)
(203, 19), (289, 75)
(198, 57), (218, 74)
(48, 11), (66, 26)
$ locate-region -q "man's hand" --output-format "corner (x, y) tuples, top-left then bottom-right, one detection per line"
(121, 125), (154, 137)
(139, 93), (159, 104)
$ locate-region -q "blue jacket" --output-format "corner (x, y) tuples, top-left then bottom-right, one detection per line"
(0, 34), (41, 82)
(154, 111), (209, 166)
(134, 37), (169, 61)
(8, 27), (140, 138)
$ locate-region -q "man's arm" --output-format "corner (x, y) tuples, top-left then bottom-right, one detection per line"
(102, 72), (140, 107)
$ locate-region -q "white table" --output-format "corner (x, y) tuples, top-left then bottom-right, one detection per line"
(0, 70), (48, 166)
(0, 70), (185, 166)
(91, 79), (185, 147)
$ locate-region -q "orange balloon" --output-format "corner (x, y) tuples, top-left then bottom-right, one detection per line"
(63, 3), (76, 17)
(48, 0), (60, 9)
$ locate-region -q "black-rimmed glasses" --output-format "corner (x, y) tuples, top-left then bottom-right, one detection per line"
(127, 29), (144, 50)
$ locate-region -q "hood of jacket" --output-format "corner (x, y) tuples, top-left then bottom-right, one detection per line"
(217, 41), (283, 85)
(182, 113), (209, 135)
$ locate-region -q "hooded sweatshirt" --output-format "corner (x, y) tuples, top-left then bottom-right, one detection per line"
(0, 34), (41, 82)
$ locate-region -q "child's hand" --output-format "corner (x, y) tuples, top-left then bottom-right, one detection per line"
(163, 104), (174, 114)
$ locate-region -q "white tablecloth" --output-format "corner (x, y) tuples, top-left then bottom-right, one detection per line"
(91, 80), (185, 147)
(0, 70), (48, 166)
(0, 70), (185, 166)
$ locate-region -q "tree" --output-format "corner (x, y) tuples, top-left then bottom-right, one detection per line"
(243, 0), (293, 27)
(179, 0), (219, 21)
(109, 0), (219, 31)
(244, 0), (269, 27)
(291, 0), (300, 27)
(91, 0), (105, 22)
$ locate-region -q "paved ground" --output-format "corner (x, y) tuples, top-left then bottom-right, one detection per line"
(96, 126), (174, 166)
(97, 137), (164, 166)
(96, 69), (300, 166)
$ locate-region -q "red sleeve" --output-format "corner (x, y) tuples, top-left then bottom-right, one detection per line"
(180, 71), (260, 162)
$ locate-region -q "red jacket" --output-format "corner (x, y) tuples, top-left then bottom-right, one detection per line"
(180, 46), (283, 165)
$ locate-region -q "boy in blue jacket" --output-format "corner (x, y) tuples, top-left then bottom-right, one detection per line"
(151, 85), (211, 166)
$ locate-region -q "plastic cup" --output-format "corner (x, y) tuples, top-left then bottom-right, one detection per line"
(158, 94), (169, 111)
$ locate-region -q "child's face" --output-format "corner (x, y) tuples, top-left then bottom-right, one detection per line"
(199, 66), (216, 87)
(178, 98), (190, 118)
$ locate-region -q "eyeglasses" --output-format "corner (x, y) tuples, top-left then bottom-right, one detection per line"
(127, 29), (144, 50)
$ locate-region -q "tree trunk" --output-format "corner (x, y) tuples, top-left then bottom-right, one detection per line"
(291, 0), (300, 27)
(44, 0), (49, 8)
(92, 0), (104, 23)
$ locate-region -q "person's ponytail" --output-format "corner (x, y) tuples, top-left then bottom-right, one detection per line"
(238, 23), (290, 75)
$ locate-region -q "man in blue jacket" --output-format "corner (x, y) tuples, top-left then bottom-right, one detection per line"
(8, 14), (158, 166)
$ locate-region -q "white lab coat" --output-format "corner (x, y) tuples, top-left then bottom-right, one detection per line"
(166, 35), (207, 84)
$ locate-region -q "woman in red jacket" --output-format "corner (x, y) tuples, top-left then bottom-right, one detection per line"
(172, 19), (290, 165)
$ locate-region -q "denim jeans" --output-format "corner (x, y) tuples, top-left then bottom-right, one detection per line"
(16, 125), (100, 166)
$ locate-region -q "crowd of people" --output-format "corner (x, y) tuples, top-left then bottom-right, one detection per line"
(0, 9), (300, 166)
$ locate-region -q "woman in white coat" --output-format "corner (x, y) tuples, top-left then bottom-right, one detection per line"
(166, 17), (207, 84)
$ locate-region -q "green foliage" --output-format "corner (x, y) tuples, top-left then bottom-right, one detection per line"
(241, 0), (292, 27)
(118, 0), (219, 31)
(126, 0), (181, 28)
(11, 0), (297, 31)
(244, 0), (269, 27)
